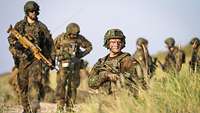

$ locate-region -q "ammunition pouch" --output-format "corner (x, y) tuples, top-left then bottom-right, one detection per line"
(59, 57), (81, 70)
(60, 60), (70, 68)
(57, 52), (71, 61)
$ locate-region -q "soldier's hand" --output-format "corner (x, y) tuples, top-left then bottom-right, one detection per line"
(15, 41), (23, 49)
(107, 73), (119, 81)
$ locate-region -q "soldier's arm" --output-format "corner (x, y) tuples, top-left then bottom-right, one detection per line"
(88, 59), (109, 89)
(53, 34), (63, 57)
(122, 56), (147, 89)
(78, 35), (92, 58)
(8, 21), (25, 58)
(121, 56), (141, 79)
(121, 56), (134, 72)
(40, 23), (55, 65)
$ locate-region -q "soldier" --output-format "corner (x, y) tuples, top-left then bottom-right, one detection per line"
(88, 29), (145, 96)
(160, 37), (185, 74)
(8, 1), (54, 113)
(54, 23), (92, 112)
(133, 37), (157, 79)
(189, 37), (200, 73)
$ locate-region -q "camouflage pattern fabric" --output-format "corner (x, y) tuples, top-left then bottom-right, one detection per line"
(163, 46), (185, 74)
(88, 52), (146, 96)
(54, 31), (92, 112)
(190, 47), (200, 73)
(8, 17), (54, 113)
(133, 47), (156, 79)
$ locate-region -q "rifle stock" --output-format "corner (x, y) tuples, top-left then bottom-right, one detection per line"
(7, 25), (56, 70)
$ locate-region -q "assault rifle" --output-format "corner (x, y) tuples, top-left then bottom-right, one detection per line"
(96, 64), (133, 87)
(7, 25), (56, 70)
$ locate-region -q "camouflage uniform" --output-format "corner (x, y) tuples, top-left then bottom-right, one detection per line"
(88, 29), (145, 96)
(133, 38), (157, 79)
(8, 1), (54, 113)
(162, 38), (185, 74)
(54, 23), (92, 112)
(189, 37), (200, 73)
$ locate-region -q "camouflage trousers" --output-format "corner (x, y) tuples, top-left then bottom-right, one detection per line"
(55, 67), (80, 112)
(18, 60), (44, 113)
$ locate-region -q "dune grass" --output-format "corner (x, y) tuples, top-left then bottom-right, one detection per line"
(78, 65), (200, 113)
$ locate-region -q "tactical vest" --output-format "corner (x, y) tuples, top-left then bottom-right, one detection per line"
(98, 52), (131, 94)
(100, 52), (130, 72)
(17, 19), (46, 48)
(57, 34), (80, 61)
(14, 19), (48, 68)
(164, 47), (185, 73)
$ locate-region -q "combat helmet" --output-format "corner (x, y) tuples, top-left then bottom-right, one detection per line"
(136, 37), (148, 46)
(190, 37), (200, 46)
(24, 1), (40, 15)
(66, 23), (80, 35)
(165, 37), (175, 47)
(104, 29), (126, 49)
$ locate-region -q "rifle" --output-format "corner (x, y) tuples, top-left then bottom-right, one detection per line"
(96, 64), (121, 78)
(96, 64), (133, 88)
(7, 25), (56, 70)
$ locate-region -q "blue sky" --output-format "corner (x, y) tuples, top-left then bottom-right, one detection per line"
(0, 0), (200, 73)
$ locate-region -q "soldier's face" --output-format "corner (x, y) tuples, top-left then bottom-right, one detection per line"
(108, 39), (122, 53)
(192, 43), (198, 49)
(167, 46), (174, 52)
(28, 10), (37, 20)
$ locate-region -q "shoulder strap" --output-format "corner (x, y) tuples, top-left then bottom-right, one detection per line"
(117, 52), (131, 62)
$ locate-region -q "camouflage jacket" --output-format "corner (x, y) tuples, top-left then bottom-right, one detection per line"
(54, 33), (92, 67)
(133, 48), (156, 78)
(88, 52), (144, 95)
(163, 47), (185, 73)
(189, 47), (200, 72)
(8, 17), (54, 68)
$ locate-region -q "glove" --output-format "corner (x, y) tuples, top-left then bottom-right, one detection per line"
(15, 42), (23, 49)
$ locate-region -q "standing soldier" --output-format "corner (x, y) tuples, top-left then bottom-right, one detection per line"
(189, 37), (200, 73)
(54, 23), (92, 112)
(159, 37), (185, 74)
(133, 37), (157, 79)
(7, 1), (54, 113)
(88, 29), (145, 96)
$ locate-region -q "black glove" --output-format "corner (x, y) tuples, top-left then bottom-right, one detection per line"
(15, 42), (23, 49)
